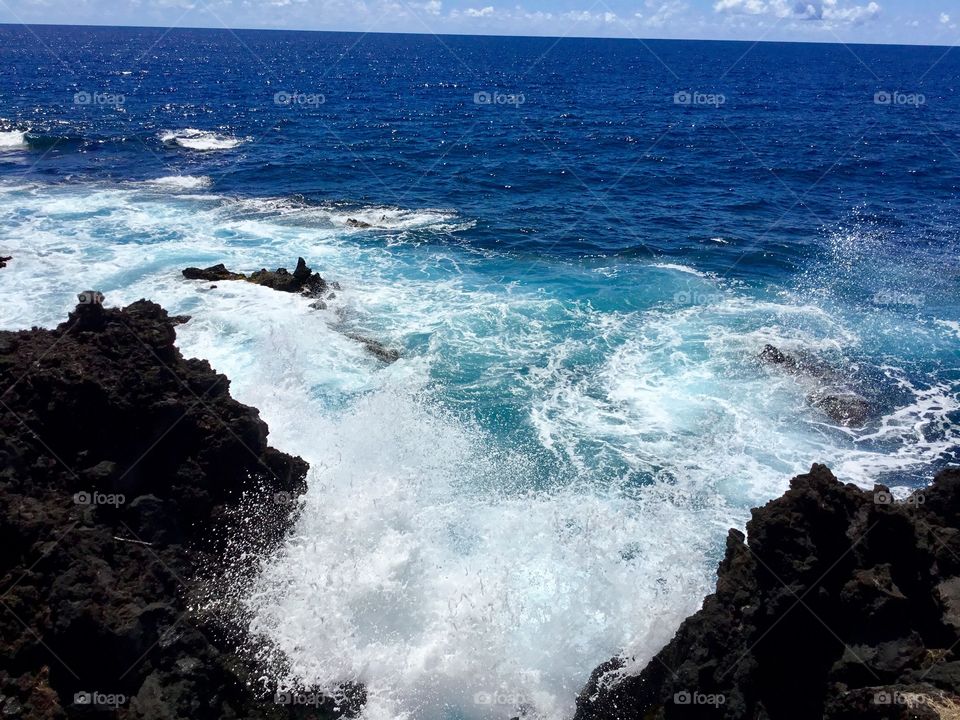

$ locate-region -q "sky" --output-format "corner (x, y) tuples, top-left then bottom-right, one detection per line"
(0, 0), (957, 44)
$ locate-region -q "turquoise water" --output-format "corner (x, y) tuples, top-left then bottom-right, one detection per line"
(1, 25), (958, 720)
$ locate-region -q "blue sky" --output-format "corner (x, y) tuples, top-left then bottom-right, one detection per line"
(0, 0), (956, 44)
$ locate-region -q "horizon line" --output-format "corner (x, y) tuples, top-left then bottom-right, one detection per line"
(0, 21), (955, 49)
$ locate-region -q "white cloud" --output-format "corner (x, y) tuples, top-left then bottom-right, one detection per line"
(713, 0), (792, 18)
(940, 12), (950, 24)
(637, 0), (687, 27)
(714, 0), (880, 24)
(464, 5), (493, 16)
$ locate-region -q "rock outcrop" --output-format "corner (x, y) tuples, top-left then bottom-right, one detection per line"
(181, 263), (245, 282)
(182, 257), (327, 297)
(575, 464), (960, 720)
(0, 298), (358, 719)
(0, 256), (10, 269)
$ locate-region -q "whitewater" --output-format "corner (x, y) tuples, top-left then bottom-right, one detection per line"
(0, 178), (956, 719)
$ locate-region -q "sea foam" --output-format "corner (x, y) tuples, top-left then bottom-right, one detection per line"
(160, 129), (247, 151)
(143, 175), (213, 190)
(0, 179), (955, 720)
(0, 130), (28, 150)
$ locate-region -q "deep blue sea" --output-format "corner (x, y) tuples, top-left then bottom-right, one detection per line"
(1, 25), (959, 719)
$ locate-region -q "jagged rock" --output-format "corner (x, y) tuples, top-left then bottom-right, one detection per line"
(181, 263), (246, 281)
(247, 257), (327, 296)
(574, 464), (960, 720)
(0, 300), (356, 719)
(0, 255), (10, 269)
(345, 218), (373, 229)
(183, 258), (328, 298)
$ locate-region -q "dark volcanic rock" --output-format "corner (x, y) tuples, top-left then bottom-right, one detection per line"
(0, 299), (355, 719)
(247, 257), (327, 297)
(0, 255), (10, 269)
(182, 263), (246, 281)
(574, 464), (960, 720)
(183, 258), (327, 298)
(345, 219), (373, 229)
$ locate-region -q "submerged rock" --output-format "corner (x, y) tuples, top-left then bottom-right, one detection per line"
(345, 218), (373, 229)
(758, 343), (835, 379)
(809, 391), (873, 428)
(0, 299), (356, 719)
(344, 333), (402, 363)
(759, 344), (873, 427)
(0, 255), (10, 269)
(575, 464), (960, 720)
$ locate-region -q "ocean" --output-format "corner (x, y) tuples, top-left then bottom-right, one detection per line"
(0, 25), (958, 719)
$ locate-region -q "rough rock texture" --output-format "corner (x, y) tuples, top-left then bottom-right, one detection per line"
(0, 256), (10, 269)
(247, 258), (326, 296)
(0, 300), (358, 719)
(181, 263), (245, 282)
(182, 258), (327, 297)
(575, 464), (960, 720)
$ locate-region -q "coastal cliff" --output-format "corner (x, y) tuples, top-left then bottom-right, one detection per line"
(575, 464), (960, 719)
(0, 299), (355, 719)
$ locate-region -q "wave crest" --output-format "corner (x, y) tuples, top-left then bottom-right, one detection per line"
(0, 130), (28, 150)
(160, 129), (247, 151)
(143, 175), (214, 191)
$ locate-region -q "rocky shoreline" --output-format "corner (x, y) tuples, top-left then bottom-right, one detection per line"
(0, 298), (359, 719)
(575, 465), (960, 720)
(2, 294), (958, 719)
